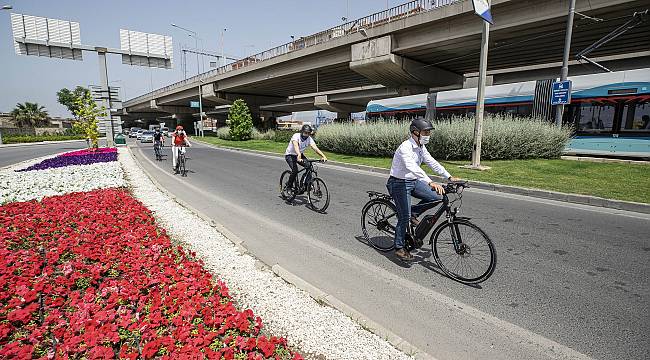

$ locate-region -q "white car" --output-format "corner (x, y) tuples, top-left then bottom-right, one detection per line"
(140, 131), (155, 143)
(136, 130), (144, 140)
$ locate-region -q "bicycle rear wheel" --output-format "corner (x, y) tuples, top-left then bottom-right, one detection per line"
(279, 170), (296, 202)
(432, 219), (496, 284)
(308, 178), (329, 213)
(361, 199), (397, 252)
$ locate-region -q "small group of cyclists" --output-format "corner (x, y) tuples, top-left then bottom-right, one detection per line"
(151, 125), (191, 174)
(150, 117), (460, 262)
(284, 118), (459, 261)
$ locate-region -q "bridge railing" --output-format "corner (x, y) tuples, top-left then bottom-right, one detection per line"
(125, 0), (460, 106)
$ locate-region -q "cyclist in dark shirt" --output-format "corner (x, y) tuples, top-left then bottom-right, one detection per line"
(153, 129), (164, 157)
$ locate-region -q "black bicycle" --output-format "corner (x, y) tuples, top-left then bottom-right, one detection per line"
(154, 142), (163, 161)
(174, 146), (188, 177)
(279, 159), (330, 212)
(361, 181), (496, 284)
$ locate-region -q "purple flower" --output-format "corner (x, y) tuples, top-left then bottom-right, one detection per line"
(17, 152), (118, 172)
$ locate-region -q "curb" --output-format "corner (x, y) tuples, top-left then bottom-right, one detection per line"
(194, 139), (650, 215)
(125, 146), (434, 359)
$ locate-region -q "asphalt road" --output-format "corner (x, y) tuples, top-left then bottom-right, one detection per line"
(131, 139), (649, 360)
(0, 140), (88, 168)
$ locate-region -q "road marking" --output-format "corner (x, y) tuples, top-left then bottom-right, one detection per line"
(131, 143), (595, 360)
(194, 141), (650, 221)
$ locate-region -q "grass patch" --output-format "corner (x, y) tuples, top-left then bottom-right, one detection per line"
(196, 137), (650, 203)
(2, 134), (86, 144)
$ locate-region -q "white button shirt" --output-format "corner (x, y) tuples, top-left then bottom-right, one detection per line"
(389, 137), (451, 183)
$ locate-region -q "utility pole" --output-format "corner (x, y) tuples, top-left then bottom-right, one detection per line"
(555, 0), (576, 126)
(171, 23), (204, 130)
(465, 0), (494, 171)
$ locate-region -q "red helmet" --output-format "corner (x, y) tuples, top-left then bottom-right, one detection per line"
(176, 125), (183, 130)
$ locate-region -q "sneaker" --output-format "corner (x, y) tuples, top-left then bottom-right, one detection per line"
(395, 248), (413, 261)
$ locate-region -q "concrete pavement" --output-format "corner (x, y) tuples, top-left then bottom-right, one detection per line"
(131, 140), (648, 359)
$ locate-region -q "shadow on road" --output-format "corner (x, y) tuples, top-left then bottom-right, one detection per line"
(353, 235), (482, 289)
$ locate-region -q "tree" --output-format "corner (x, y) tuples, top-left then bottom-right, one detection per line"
(227, 99), (253, 141)
(57, 86), (91, 119)
(72, 91), (106, 149)
(10, 102), (49, 128)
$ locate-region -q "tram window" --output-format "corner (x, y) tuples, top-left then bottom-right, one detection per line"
(576, 103), (615, 132)
(621, 100), (650, 131)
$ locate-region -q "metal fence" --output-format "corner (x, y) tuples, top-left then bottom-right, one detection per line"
(125, 0), (460, 106)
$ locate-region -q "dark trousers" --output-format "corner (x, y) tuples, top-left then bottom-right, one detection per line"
(285, 154), (310, 190)
(386, 177), (442, 249)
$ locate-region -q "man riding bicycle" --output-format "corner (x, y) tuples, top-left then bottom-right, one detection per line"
(388, 118), (460, 261)
(284, 124), (327, 192)
(171, 125), (191, 174)
(153, 128), (164, 157)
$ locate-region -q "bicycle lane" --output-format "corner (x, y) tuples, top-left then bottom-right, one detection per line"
(128, 140), (649, 360)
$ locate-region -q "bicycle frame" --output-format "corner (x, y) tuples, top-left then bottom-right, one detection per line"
(295, 160), (318, 189)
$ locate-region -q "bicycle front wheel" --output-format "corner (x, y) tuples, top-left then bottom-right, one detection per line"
(361, 199), (397, 252)
(180, 156), (187, 176)
(432, 219), (496, 284)
(308, 178), (329, 213)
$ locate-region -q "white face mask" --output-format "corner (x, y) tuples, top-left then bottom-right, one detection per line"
(420, 135), (430, 145)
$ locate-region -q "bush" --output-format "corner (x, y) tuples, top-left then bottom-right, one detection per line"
(316, 115), (572, 160)
(273, 130), (295, 143)
(216, 126), (231, 140)
(252, 128), (275, 140)
(2, 134), (86, 144)
(227, 99), (253, 140)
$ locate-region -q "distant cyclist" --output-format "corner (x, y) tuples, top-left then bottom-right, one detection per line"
(171, 125), (191, 174)
(387, 118), (460, 261)
(284, 124), (327, 192)
(153, 128), (164, 155)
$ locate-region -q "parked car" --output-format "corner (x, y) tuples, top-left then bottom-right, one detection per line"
(140, 131), (155, 143)
(136, 129), (145, 140)
(161, 127), (170, 137)
(129, 128), (141, 138)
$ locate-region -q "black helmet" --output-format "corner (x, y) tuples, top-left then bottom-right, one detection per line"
(409, 118), (434, 133)
(300, 124), (313, 134)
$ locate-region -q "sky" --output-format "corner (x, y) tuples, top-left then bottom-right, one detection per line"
(1, 0), (397, 117)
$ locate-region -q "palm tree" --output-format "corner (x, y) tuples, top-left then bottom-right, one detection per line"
(11, 102), (49, 128)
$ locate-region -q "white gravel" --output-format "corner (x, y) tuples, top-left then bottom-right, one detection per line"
(0, 157), (125, 204)
(118, 148), (412, 360)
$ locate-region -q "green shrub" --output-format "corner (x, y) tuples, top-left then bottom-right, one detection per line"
(316, 115), (572, 160)
(273, 130), (295, 143)
(227, 99), (253, 141)
(216, 126), (231, 140)
(2, 134), (86, 144)
(252, 129), (275, 140)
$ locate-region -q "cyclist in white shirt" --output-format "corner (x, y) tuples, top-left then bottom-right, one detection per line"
(284, 124), (327, 192)
(388, 118), (460, 261)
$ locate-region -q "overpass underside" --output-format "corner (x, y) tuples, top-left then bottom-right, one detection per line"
(124, 0), (650, 122)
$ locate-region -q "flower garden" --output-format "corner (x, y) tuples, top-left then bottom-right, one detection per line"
(0, 148), (301, 359)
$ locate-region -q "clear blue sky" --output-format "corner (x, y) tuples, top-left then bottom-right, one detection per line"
(1, 0), (396, 117)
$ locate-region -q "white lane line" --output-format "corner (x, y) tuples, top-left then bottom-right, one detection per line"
(131, 144), (595, 360)
(194, 141), (650, 220)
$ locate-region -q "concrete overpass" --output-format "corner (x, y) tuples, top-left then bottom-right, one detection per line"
(123, 0), (650, 124)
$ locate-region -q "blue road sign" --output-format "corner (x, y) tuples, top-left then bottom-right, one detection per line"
(190, 101), (200, 108)
(472, 0), (494, 24)
(551, 80), (572, 105)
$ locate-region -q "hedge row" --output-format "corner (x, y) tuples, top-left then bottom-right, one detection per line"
(315, 115), (572, 160)
(1, 134), (86, 144)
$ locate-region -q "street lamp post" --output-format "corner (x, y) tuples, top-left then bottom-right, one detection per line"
(171, 23), (203, 130)
(220, 28), (226, 67)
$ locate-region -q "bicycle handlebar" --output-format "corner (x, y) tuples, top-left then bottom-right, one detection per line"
(443, 181), (469, 194)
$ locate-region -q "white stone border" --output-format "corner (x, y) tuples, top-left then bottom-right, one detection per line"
(117, 149), (413, 360)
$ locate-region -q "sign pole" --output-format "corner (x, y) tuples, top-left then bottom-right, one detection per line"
(97, 50), (115, 147)
(555, 0), (576, 126)
(470, 20), (490, 169)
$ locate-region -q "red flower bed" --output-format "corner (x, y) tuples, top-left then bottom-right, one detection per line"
(0, 189), (301, 359)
